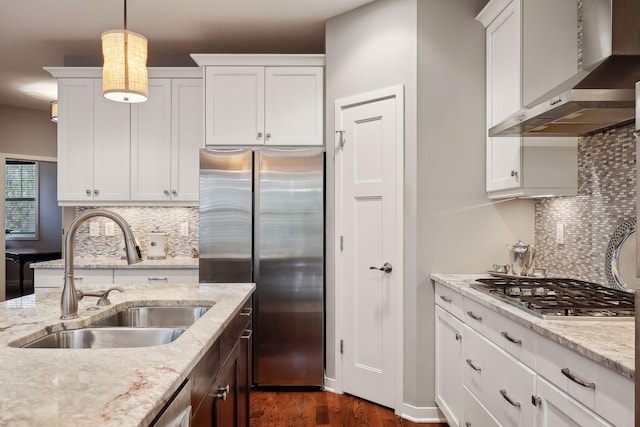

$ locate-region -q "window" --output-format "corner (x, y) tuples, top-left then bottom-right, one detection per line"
(5, 160), (38, 240)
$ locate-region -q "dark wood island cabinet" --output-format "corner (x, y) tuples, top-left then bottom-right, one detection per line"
(191, 297), (253, 427)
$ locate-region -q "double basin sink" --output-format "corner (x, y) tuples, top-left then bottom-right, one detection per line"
(19, 305), (212, 349)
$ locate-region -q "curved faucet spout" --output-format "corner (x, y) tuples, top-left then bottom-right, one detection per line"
(61, 209), (142, 320)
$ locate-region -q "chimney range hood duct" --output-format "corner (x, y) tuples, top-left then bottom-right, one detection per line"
(490, 0), (640, 137)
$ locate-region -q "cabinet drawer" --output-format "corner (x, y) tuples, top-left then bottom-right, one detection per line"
(113, 269), (198, 284)
(534, 376), (612, 427)
(536, 335), (633, 427)
(221, 298), (253, 363)
(463, 297), (492, 335)
(463, 386), (500, 427)
(435, 283), (464, 320)
(483, 309), (536, 369)
(34, 268), (114, 288)
(463, 326), (535, 427)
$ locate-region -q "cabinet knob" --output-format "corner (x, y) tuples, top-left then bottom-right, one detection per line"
(86, 189), (91, 196)
(164, 190), (170, 196)
(94, 189), (99, 196)
(266, 133), (271, 138)
(172, 190), (177, 196)
(257, 132), (263, 138)
(214, 385), (230, 401)
(510, 170), (518, 178)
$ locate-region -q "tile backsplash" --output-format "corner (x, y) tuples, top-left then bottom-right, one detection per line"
(72, 207), (199, 259)
(534, 123), (636, 284)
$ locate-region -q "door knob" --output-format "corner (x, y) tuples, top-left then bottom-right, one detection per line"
(369, 262), (393, 273)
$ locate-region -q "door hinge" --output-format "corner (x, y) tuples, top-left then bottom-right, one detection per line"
(340, 236), (344, 251)
(340, 339), (344, 354)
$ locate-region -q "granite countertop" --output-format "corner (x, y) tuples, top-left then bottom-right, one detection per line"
(0, 282), (254, 426)
(31, 257), (199, 269)
(431, 273), (634, 381)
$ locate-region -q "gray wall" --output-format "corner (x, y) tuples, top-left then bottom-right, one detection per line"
(0, 105), (56, 157)
(326, 0), (535, 411)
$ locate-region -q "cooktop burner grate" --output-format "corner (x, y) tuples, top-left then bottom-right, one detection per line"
(472, 277), (634, 318)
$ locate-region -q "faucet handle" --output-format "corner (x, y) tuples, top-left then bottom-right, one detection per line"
(80, 287), (124, 306)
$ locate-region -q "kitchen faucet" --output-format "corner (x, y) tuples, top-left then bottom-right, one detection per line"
(60, 209), (142, 320)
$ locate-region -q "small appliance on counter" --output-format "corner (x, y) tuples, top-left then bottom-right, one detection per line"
(147, 230), (167, 260)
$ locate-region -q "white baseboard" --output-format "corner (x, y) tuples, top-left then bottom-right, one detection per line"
(323, 376), (337, 393)
(399, 403), (447, 423)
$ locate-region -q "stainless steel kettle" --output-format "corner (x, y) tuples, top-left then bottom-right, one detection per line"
(506, 240), (536, 276)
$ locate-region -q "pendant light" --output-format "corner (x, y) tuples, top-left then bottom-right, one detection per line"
(50, 101), (58, 122)
(102, 0), (148, 103)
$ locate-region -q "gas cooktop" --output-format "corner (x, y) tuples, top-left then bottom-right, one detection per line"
(471, 277), (635, 319)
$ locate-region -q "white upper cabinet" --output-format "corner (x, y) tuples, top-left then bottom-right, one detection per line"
(478, 0), (577, 199)
(131, 79), (173, 201)
(170, 78), (204, 202)
(193, 54), (325, 147)
(264, 67), (323, 146)
(131, 78), (203, 203)
(57, 78), (130, 203)
(205, 66), (265, 146)
(47, 67), (202, 206)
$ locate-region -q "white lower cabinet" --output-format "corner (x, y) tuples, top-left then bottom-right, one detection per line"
(435, 306), (463, 427)
(533, 376), (612, 427)
(34, 267), (198, 290)
(463, 324), (535, 427)
(434, 282), (632, 427)
(463, 386), (500, 427)
(113, 269), (198, 285)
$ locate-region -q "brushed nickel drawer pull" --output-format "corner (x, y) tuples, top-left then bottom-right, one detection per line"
(465, 423), (471, 427)
(466, 311), (482, 321)
(466, 359), (481, 372)
(241, 329), (253, 339)
(148, 277), (169, 282)
(561, 368), (595, 389)
(500, 389), (521, 407)
(240, 307), (253, 316)
(214, 385), (230, 401)
(440, 295), (452, 303)
(501, 331), (522, 344)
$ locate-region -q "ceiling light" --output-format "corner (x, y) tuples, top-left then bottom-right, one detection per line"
(102, 0), (148, 103)
(50, 101), (58, 122)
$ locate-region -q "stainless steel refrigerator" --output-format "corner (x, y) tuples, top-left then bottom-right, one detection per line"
(199, 147), (324, 387)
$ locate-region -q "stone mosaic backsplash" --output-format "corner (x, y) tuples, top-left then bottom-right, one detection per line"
(534, 123), (636, 284)
(73, 207), (199, 259)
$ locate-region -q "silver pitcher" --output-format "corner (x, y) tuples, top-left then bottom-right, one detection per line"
(506, 240), (536, 276)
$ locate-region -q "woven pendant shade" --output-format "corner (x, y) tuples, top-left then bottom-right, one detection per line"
(50, 101), (58, 122)
(102, 29), (148, 103)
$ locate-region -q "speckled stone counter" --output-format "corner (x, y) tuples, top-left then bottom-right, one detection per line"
(0, 282), (254, 426)
(31, 257), (199, 269)
(431, 273), (634, 380)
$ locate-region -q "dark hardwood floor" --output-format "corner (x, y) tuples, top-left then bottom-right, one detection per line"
(250, 389), (448, 427)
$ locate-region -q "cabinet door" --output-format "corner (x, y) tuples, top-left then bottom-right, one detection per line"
(486, 0), (521, 192)
(171, 79), (203, 202)
(131, 79), (172, 201)
(435, 306), (463, 427)
(93, 79), (131, 201)
(205, 67), (264, 146)
(57, 78), (95, 202)
(534, 377), (612, 427)
(213, 343), (240, 427)
(264, 67), (324, 146)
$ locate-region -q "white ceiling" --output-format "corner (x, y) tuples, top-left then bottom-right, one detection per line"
(1, 0), (375, 111)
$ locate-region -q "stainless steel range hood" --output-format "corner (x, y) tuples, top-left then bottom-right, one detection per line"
(490, 0), (640, 137)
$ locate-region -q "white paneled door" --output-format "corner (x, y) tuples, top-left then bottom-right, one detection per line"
(336, 86), (403, 410)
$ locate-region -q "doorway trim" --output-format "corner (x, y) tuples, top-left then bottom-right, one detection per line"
(333, 85), (405, 412)
(0, 153), (57, 301)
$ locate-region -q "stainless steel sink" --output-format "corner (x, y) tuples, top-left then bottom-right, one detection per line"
(92, 306), (212, 328)
(21, 327), (185, 349)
